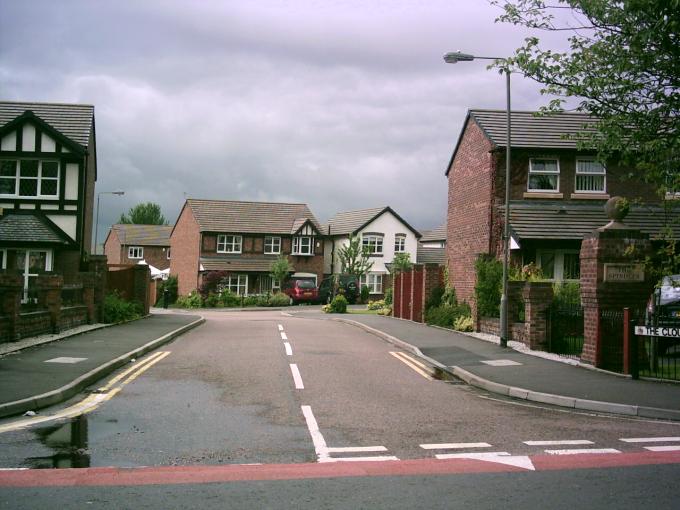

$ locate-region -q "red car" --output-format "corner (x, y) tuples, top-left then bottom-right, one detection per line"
(282, 279), (319, 304)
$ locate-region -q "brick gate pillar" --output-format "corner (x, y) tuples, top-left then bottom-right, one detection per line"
(522, 282), (553, 350)
(0, 274), (23, 342)
(35, 274), (64, 334)
(580, 197), (655, 368)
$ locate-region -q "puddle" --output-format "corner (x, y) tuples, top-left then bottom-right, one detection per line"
(25, 415), (90, 469)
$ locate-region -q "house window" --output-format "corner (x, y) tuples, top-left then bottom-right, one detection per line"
(217, 235), (242, 253)
(223, 274), (248, 295)
(264, 236), (281, 254)
(528, 158), (560, 192)
(166, 248), (171, 260)
(537, 250), (580, 281)
(360, 273), (383, 294)
(576, 159), (606, 193)
(128, 246), (144, 259)
(15, 249), (52, 302)
(362, 234), (383, 255)
(292, 236), (313, 255)
(394, 234), (406, 253)
(0, 159), (59, 198)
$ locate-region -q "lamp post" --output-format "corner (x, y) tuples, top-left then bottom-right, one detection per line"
(94, 190), (125, 254)
(444, 51), (511, 348)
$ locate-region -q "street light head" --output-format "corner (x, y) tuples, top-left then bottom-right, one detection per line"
(112, 190), (125, 196)
(443, 51), (475, 64)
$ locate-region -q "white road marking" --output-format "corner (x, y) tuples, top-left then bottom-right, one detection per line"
(280, 332), (288, 341)
(480, 359), (522, 366)
(544, 448), (620, 455)
(278, 324), (284, 331)
(301, 405), (331, 462)
(420, 442), (491, 450)
(620, 437), (680, 443)
(332, 456), (400, 462)
(436, 451), (535, 471)
(290, 364), (304, 389)
(327, 446), (388, 453)
(44, 357), (88, 364)
(523, 440), (594, 446)
(284, 342), (293, 356)
(0, 468), (29, 471)
(644, 445), (680, 452)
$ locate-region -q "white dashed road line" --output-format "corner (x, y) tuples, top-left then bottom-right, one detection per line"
(420, 442), (491, 450)
(523, 440), (594, 446)
(278, 324), (284, 331)
(284, 342), (293, 356)
(620, 437), (680, 443)
(290, 364), (305, 389)
(280, 332), (288, 341)
(644, 446), (680, 452)
(544, 448), (621, 455)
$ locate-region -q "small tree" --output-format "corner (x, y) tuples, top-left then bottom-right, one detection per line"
(270, 255), (293, 290)
(338, 235), (373, 280)
(119, 202), (167, 225)
(390, 253), (413, 274)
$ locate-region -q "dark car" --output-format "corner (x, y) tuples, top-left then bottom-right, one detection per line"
(646, 275), (680, 325)
(318, 274), (359, 304)
(282, 279), (319, 305)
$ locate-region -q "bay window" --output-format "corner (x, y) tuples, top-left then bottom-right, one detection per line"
(360, 273), (383, 294)
(292, 236), (313, 255)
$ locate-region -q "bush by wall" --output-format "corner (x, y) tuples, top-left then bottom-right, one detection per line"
(102, 292), (143, 323)
(384, 287), (393, 305)
(553, 281), (581, 308)
(155, 275), (178, 306)
(475, 254), (503, 317)
(360, 285), (370, 304)
(424, 302), (471, 329)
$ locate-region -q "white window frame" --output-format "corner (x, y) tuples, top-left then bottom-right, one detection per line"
(575, 158), (607, 194)
(0, 159), (60, 199)
(264, 236), (281, 254)
(394, 234), (406, 253)
(537, 249), (580, 281)
(292, 236), (313, 255)
(224, 274), (248, 295)
(360, 273), (383, 294)
(128, 246), (144, 259)
(217, 234), (242, 254)
(527, 158), (560, 192)
(362, 234), (384, 255)
(15, 249), (53, 302)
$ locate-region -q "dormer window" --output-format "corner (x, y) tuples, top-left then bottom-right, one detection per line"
(528, 158), (560, 192)
(575, 159), (606, 193)
(362, 234), (383, 255)
(217, 235), (242, 253)
(0, 159), (59, 198)
(292, 236), (313, 255)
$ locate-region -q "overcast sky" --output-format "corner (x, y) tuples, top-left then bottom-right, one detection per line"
(0, 0), (564, 236)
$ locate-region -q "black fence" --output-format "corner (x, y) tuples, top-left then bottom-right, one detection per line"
(546, 304), (584, 359)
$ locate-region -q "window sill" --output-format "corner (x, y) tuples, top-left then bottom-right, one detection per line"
(570, 193), (610, 200)
(216, 251), (242, 255)
(368, 254), (384, 258)
(291, 253), (314, 257)
(523, 192), (563, 199)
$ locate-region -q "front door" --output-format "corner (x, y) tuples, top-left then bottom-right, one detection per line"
(15, 249), (52, 301)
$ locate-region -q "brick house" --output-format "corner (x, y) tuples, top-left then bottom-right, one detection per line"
(170, 199), (324, 296)
(104, 224), (172, 270)
(323, 206), (420, 299)
(0, 101), (97, 296)
(446, 109), (678, 306)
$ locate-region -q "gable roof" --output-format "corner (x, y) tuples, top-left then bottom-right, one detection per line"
(0, 101), (95, 147)
(325, 206), (421, 238)
(446, 109), (598, 176)
(0, 212), (73, 245)
(110, 224), (172, 246)
(184, 199), (321, 234)
(420, 224), (446, 243)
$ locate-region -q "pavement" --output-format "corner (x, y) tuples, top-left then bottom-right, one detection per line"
(290, 310), (680, 421)
(0, 312), (203, 418)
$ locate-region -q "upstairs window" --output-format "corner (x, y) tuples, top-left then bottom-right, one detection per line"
(217, 235), (242, 253)
(292, 236), (313, 255)
(264, 236), (281, 254)
(575, 159), (606, 193)
(394, 234), (406, 253)
(0, 159), (59, 198)
(362, 234), (383, 255)
(128, 246), (144, 259)
(528, 158), (560, 192)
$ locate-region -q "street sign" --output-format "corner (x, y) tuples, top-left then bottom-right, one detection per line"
(604, 263), (644, 282)
(634, 325), (680, 338)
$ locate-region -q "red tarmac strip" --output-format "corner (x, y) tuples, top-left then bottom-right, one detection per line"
(1, 452), (679, 487)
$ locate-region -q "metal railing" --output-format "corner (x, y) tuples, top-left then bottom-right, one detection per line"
(546, 304), (584, 359)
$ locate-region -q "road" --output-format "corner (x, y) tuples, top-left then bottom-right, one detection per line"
(1, 310), (679, 508)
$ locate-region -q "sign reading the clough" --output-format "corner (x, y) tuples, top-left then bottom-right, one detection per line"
(635, 325), (680, 338)
(603, 263), (645, 282)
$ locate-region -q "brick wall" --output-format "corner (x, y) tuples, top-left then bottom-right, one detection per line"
(103, 230), (122, 264)
(119, 245), (170, 270)
(59, 306), (88, 330)
(170, 205), (201, 296)
(446, 118), (496, 306)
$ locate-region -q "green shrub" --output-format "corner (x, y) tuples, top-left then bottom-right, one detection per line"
(268, 293), (291, 307)
(475, 254), (503, 317)
(329, 294), (348, 313)
(425, 286), (444, 310)
(384, 287), (393, 305)
(367, 299), (386, 310)
(155, 275), (178, 306)
(425, 302), (472, 329)
(453, 315), (474, 332)
(176, 291), (203, 309)
(203, 293), (220, 308)
(360, 285), (370, 304)
(102, 292), (143, 323)
(377, 305), (392, 316)
(219, 290), (241, 307)
(553, 281), (581, 307)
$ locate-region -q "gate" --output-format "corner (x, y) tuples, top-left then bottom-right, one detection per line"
(547, 303), (584, 359)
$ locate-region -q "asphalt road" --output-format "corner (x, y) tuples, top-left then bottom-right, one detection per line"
(1, 309), (680, 508)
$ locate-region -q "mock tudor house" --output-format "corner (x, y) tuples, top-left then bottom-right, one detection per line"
(0, 101), (97, 296)
(446, 109), (679, 304)
(104, 224), (173, 270)
(170, 199), (324, 296)
(323, 206), (420, 298)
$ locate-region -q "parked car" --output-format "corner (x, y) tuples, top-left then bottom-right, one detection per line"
(282, 279), (319, 305)
(646, 275), (680, 325)
(318, 274), (359, 304)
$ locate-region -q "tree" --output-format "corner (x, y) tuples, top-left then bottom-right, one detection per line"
(118, 202), (167, 225)
(493, 0), (679, 193)
(338, 235), (373, 279)
(270, 255), (293, 288)
(389, 253), (413, 274)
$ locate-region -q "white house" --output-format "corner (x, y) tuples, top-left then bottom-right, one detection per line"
(323, 206), (420, 297)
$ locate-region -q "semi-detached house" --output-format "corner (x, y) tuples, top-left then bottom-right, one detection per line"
(104, 224), (172, 270)
(170, 199), (324, 296)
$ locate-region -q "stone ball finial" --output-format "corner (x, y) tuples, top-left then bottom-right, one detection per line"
(604, 196), (629, 222)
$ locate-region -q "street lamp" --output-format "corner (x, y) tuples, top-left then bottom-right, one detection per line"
(444, 50), (512, 348)
(94, 190), (125, 254)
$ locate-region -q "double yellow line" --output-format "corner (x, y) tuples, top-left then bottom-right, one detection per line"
(0, 351), (171, 434)
(389, 351), (433, 380)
